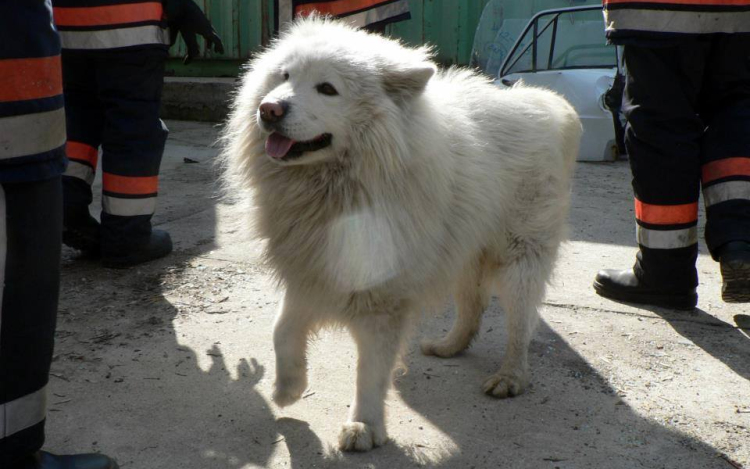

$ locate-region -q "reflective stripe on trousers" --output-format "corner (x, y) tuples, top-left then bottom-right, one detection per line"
(704, 180), (750, 207)
(702, 157), (750, 208)
(65, 159), (96, 185)
(102, 195), (157, 216)
(634, 198), (699, 250)
(63, 141), (99, 185)
(0, 387), (48, 439)
(637, 225), (698, 250)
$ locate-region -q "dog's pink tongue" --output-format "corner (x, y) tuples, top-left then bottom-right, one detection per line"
(266, 132), (295, 159)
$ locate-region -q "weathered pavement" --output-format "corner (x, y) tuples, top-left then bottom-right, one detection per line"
(47, 120), (750, 469)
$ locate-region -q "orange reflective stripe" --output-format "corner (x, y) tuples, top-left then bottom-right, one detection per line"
(53, 2), (163, 27)
(296, 0), (389, 16)
(635, 199), (698, 225)
(66, 141), (98, 167)
(0, 56), (62, 102)
(103, 174), (158, 195)
(605, 0), (750, 4)
(702, 157), (750, 183)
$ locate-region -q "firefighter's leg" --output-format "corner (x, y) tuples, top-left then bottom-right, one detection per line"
(700, 35), (750, 302)
(96, 49), (171, 268)
(61, 52), (104, 255)
(594, 39), (708, 309)
(0, 177), (61, 467)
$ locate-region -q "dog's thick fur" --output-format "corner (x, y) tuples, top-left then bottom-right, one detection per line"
(222, 17), (581, 452)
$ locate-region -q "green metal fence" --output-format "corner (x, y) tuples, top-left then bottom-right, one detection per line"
(167, 0), (491, 77)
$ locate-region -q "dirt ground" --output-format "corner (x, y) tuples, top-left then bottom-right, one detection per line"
(46, 121), (749, 469)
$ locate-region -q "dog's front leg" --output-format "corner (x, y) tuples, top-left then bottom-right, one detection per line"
(272, 289), (314, 407)
(338, 312), (407, 452)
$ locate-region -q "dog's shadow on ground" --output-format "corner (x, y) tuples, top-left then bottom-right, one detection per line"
(273, 303), (733, 468)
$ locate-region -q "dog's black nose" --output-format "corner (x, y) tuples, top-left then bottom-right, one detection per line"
(259, 100), (287, 123)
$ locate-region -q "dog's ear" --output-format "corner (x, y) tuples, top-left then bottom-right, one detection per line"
(382, 63), (435, 101)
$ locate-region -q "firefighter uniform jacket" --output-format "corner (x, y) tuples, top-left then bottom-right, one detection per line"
(604, 0), (750, 40)
(277, 0), (411, 30)
(52, 0), (170, 51)
(0, 1), (66, 183)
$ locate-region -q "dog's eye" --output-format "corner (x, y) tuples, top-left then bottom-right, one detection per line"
(316, 82), (338, 96)
(283, 72), (289, 80)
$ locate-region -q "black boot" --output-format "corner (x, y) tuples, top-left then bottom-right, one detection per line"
(102, 229), (173, 269)
(593, 269), (697, 310)
(21, 451), (118, 469)
(62, 207), (101, 256)
(718, 241), (750, 303)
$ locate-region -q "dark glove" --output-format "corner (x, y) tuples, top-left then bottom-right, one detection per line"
(165, 0), (225, 64)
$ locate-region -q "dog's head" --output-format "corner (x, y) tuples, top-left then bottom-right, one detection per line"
(236, 16), (436, 167)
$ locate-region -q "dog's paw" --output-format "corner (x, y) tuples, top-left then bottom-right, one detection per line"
(482, 371), (529, 398)
(338, 422), (388, 452)
(420, 338), (462, 358)
(272, 374), (308, 407)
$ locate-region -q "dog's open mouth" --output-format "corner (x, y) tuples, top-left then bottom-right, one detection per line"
(265, 132), (332, 161)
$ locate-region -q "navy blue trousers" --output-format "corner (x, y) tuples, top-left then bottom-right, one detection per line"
(622, 35), (750, 290)
(61, 49), (168, 254)
(0, 177), (62, 467)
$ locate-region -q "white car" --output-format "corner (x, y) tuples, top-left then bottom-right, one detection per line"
(473, 5), (624, 161)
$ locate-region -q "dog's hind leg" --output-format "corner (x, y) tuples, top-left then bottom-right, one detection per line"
(421, 257), (491, 358)
(339, 310), (408, 452)
(273, 289), (315, 407)
(483, 253), (547, 398)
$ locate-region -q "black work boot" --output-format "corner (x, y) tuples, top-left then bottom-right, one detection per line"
(62, 207), (101, 256)
(102, 229), (173, 269)
(593, 269), (697, 310)
(22, 451), (118, 469)
(718, 241), (750, 303)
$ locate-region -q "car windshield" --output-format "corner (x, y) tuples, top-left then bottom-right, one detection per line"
(472, 4), (616, 78)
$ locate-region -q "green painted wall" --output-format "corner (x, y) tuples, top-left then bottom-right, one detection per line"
(387, 0), (491, 66)
(167, 0), (491, 76)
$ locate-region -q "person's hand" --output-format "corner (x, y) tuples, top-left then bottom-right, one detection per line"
(165, 0), (225, 64)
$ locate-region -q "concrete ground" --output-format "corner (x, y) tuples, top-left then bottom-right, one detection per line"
(47, 120), (750, 469)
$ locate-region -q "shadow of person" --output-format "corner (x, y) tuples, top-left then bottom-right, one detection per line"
(735, 314), (750, 336)
(600, 300), (749, 383)
(49, 254), (280, 468)
(156, 346), (277, 468)
(48, 120), (283, 468)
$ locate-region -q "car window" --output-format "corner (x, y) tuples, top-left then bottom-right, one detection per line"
(501, 8), (616, 76)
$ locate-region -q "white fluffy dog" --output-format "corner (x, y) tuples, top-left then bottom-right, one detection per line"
(222, 17), (581, 452)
